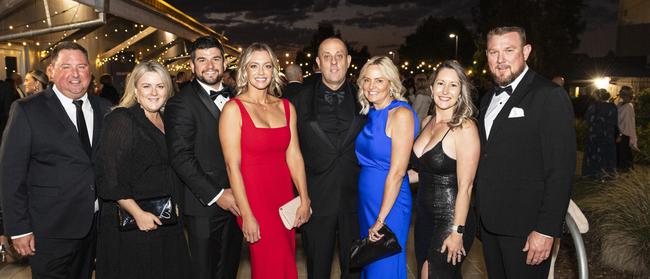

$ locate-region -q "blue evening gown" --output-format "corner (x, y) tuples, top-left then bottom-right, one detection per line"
(355, 99), (419, 279)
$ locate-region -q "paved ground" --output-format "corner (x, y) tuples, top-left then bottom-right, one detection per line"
(0, 227), (488, 279)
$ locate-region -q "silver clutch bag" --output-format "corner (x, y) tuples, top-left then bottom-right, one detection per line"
(278, 197), (312, 229)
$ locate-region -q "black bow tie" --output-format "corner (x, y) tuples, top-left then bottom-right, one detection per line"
(209, 87), (233, 101)
(324, 90), (345, 105)
(494, 85), (513, 97)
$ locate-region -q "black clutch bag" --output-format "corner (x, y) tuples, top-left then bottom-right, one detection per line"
(349, 224), (402, 269)
(117, 196), (178, 231)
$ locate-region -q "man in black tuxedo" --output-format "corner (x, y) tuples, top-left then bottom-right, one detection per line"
(164, 36), (242, 279)
(476, 26), (576, 278)
(289, 37), (365, 279)
(0, 41), (111, 278)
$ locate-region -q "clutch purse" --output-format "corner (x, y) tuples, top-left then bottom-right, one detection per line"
(349, 224), (402, 269)
(117, 196), (178, 231)
(278, 196), (312, 229)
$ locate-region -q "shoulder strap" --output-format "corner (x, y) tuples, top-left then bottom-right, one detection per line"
(441, 128), (452, 141)
(282, 98), (290, 123)
(231, 98), (252, 124)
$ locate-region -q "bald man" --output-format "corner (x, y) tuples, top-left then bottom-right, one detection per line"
(283, 64), (303, 99)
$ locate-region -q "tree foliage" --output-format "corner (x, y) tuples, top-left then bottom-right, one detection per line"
(398, 16), (475, 68)
(472, 0), (586, 77)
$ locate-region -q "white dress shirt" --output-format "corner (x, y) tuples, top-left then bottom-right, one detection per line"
(196, 80), (229, 206)
(484, 66), (529, 139)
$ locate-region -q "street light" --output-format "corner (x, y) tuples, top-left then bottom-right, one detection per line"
(449, 33), (458, 60)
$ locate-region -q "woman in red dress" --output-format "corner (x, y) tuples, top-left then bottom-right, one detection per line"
(220, 43), (311, 279)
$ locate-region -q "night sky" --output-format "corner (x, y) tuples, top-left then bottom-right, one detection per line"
(166, 0), (618, 57)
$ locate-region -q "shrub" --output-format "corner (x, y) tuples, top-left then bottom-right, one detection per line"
(581, 167), (650, 275)
(635, 88), (650, 128)
(635, 123), (650, 164)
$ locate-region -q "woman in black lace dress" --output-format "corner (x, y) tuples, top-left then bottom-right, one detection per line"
(95, 61), (189, 278)
(582, 88), (618, 179)
(409, 60), (479, 278)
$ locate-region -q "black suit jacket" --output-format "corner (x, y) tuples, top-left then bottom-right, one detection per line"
(476, 69), (576, 238)
(282, 82), (303, 100)
(0, 88), (111, 238)
(289, 80), (366, 216)
(164, 80), (229, 217)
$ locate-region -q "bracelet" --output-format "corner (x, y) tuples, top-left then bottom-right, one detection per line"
(376, 218), (385, 224)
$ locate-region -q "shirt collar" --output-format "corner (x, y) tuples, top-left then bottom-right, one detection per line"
(196, 79), (223, 95)
(52, 84), (88, 104)
(502, 65), (529, 92)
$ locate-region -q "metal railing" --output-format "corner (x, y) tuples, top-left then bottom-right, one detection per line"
(565, 214), (589, 279)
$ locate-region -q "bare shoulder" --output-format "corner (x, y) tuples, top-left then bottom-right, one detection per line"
(221, 100), (240, 116)
(389, 106), (414, 120)
(451, 119), (479, 141)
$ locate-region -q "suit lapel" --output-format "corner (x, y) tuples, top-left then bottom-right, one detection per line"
(89, 95), (104, 158)
(43, 89), (90, 160)
(339, 82), (364, 149)
(486, 70), (536, 143)
(303, 81), (337, 150)
(191, 80), (221, 120)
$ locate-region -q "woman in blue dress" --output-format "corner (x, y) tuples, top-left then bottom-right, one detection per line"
(355, 56), (419, 279)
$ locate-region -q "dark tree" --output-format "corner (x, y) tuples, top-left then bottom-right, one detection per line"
(398, 16), (476, 69)
(472, 0), (585, 78)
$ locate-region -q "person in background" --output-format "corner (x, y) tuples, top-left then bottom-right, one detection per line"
(582, 88), (618, 179)
(98, 74), (120, 105)
(175, 71), (191, 91)
(410, 60), (479, 278)
(283, 64), (303, 99)
(222, 68), (238, 89)
(410, 73), (433, 122)
(23, 70), (49, 96)
(95, 60), (190, 278)
(355, 56), (418, 279)
(616, 85), (638, 172)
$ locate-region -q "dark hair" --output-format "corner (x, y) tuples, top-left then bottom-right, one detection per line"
(99, 74), (113, 85)
(487, 26), (527, 45)
(190, 36), (225, 62)
(50, 41), (88, 65)
(593, 88), (610, 102)
(619, 85), (634, 102)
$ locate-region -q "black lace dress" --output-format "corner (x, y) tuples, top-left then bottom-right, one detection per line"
(413, 129), (476, 278)
(95, 106), (190, 279)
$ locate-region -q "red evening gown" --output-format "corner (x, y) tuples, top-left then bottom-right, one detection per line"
(231, 98), (297, 279)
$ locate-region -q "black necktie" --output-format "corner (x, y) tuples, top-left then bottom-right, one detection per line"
(324, 90), (345, 105)
(72, 100), (92, 157)
(494, 85), (513, 97)
(209, 87), (233, 101)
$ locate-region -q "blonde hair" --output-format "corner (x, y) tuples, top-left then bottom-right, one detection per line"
(235, 43), (284, 97)
(118, 60), (174, 108)
(428, 60), (476, 128)
(357, 56), (406, 115)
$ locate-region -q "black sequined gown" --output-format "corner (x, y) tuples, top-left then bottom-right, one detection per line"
(413, 129), (476, 278)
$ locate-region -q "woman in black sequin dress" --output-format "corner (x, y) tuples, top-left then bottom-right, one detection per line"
(410, 60), (480, 278)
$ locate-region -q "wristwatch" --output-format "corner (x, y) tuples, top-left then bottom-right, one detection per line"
(451, 225), (465, 234)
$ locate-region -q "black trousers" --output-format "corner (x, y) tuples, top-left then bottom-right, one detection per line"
(301, 212), (360, 279)
(616, 135), (634, 171)
(480, 223), (552, 279)
(185, 213), (242, 279)
(31, 223), (96, 279)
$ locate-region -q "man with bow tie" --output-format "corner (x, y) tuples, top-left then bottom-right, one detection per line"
(289, 37), (366, 279)
(476, 26), (576, 279)
(164, 36), (242, 279)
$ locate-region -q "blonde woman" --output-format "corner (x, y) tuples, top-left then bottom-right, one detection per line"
(95, 61), (190, 278)
(355, 56), (419, 279)
(410, 60), (479, 278)
(220, 43), (311, 279)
